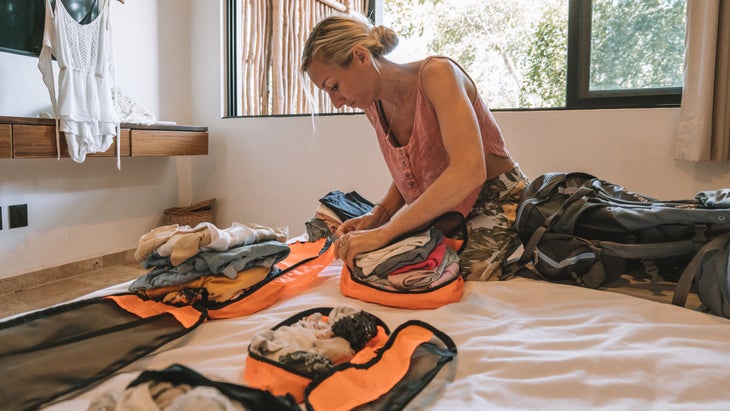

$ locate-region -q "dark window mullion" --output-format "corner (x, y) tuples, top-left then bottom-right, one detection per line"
(566, 0), (683, 109)
(566, 0), (588, 107)
(225, 0), (238, 117)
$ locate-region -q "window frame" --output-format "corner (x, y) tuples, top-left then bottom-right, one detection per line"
(225, 0), (237, 117)
(565, 0), (683, 109)
(224, 0), (684, 116)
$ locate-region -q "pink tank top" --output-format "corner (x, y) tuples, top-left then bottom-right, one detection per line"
(364, 56), (510, 216)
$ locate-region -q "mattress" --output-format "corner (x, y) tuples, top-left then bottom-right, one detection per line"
(40, 258), (730, 411)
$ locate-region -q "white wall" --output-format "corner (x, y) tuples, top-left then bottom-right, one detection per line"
(0, 0), (194, 279)
(1, 0), (729, 280)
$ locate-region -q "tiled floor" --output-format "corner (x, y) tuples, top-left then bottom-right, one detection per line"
(0, 262), (146, 319)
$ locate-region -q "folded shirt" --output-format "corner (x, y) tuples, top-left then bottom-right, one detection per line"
(353, 228), (442, 278)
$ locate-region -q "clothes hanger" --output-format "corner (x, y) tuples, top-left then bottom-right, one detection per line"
(52, 0), (124, 24)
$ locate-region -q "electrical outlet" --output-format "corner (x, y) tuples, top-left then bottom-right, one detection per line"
(9, 204), (28, 229)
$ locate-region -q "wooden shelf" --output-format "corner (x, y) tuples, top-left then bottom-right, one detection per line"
(131, 130), (208, 157)
(0, 116), (208, 159)
(0, 124), (11, 158)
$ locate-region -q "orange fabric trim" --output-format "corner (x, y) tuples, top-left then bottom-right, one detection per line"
(349, 325), (389, 365)
(242, 318), (388, 402)
(339, 265), (464, 309)
(104, 294), (203, 329)
(206, 281), (286, 320)
(208, 239), (334, 320)
(443, 238), (463, 252)
(274, 239), (335, 299)
(243, 356), (313, 403)
(307, 324), (435, 411)
(276, 238), (331, 270)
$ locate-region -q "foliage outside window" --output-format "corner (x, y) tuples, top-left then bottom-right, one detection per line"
(589, 0), (685, 91)
(567, 0), (685, 108)
(383, 0), (568, 109)
(383, 0), (685, 110)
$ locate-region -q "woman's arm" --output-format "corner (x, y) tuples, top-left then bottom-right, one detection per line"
(399, 57), (488, 215)
(374, 182), (405, 222)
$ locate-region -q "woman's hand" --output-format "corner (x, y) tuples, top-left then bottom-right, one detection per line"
(334, 206), (391, 267)
(335, 203), (390, 237)
(334, 227), (391, 269)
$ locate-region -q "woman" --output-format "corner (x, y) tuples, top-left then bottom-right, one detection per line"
(301, 13), (528, 281)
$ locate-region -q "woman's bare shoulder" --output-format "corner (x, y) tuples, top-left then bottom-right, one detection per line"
(419, 57), (473, 102)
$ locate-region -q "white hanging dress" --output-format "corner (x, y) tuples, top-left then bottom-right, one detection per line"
(38, 0), (121, 168)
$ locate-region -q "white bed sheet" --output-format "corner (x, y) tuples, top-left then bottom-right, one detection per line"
(44, 259), (730, 411)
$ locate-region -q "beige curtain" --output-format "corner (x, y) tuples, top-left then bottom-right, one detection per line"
(240, 0), (369, 116)
(674, 0), (730, 161)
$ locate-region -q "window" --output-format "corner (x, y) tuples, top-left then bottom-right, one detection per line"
(225, 0), (686, 115)
(567, 0), (686, 108)
(225, 0), (372, 117)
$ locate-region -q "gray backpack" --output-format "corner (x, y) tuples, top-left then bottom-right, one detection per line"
(505, 172), (730, 318)
(673, 233), (730, 318)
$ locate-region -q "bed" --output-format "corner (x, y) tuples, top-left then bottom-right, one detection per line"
(30, 249), (730, 411)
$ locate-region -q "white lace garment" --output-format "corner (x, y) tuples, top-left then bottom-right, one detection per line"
(38, 0), (121, 168)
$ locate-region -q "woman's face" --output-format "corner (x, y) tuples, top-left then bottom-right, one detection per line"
(306, 47), (379, 110)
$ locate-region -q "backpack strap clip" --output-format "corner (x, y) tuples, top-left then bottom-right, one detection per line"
(641, 259), (662, 284)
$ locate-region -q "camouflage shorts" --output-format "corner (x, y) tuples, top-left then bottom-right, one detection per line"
(459, 165), (529, 281)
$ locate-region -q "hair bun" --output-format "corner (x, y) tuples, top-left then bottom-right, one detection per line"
(372, 25), (399, 55)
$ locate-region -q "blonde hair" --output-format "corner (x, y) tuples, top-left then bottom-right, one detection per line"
(301, 13), (399, 72)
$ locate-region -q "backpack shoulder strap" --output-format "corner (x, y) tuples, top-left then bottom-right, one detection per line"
(502, 186), (596, 280)
(672, 233), (730, 307)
